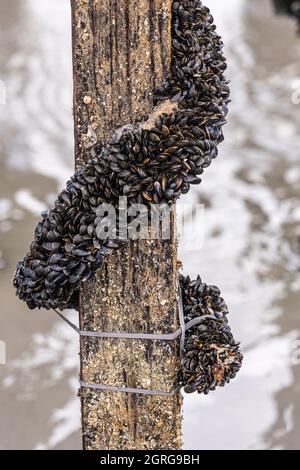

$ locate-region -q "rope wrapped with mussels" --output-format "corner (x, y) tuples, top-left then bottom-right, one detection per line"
(179, 275), (243, 394)
(13, 0), (243, 394)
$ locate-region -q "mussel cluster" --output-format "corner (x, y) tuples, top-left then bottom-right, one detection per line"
(13, 1), (242, 393)
(14, 0), (229, 311)
(179, 275), (243, 394)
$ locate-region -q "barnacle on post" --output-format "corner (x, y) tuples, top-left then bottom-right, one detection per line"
(13, 1), (242, 394)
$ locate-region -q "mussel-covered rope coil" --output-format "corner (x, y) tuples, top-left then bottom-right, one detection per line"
(13, 0), (243, 395)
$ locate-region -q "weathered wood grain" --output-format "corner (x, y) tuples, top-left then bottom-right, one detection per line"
(71, 0), (182, 450)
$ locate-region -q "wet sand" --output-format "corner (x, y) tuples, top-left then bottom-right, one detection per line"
(0, 0), (299, 449)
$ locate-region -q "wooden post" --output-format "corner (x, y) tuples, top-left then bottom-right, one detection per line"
(71, 0), (182, 450)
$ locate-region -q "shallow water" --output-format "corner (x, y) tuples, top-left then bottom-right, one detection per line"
(0, 0), (299, 450)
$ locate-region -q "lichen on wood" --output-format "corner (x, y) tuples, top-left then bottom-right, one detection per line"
(71, 0), (182, 450)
